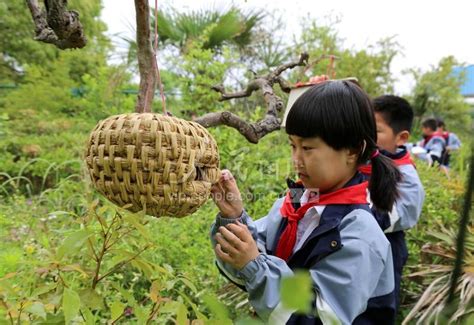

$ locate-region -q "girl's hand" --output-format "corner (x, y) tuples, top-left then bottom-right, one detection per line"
(214, 221), (259, 270)
(211, 170), (243, 218)
(309, 74), (329, 84)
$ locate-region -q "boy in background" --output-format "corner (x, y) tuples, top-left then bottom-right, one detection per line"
(437, 118), (462, 176)
(415, 118), (446, 166)
(360, 95), (425, 311)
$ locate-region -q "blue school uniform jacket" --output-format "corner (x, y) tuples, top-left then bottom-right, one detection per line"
(210, 174), (395, 324)
(445, 132), (461, 151)
(417, 134), (446, 164)
(382, 148), (425, 233)
(440, 132), (462, 167)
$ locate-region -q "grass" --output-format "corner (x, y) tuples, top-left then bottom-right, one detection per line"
(0, 137), (471, 323)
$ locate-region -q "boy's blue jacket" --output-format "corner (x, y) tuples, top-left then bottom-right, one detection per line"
(440, 131), (462, 167)
(417, 134), (446, 163)
(378, 148), (425, 232)
(360, 147), (425, 313)
(444, 132), (461, 151)
(210, 173), (395, 324)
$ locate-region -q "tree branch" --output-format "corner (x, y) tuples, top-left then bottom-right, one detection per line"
(211, 79), (266, 101)
(194, 52), (309, 143)
(194, 111), (280, 144)
(134, 0), (157, 113)
(26, 0), (86, 49)
(269, 52), (309, 81)
(298, 54), (339, 82)
(0, 299), (14, 325)
(96, 245), (150, 283)
(276, 77), (292, 93)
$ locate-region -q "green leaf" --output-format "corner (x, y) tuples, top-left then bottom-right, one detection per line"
(43, 312), (67, 324)
(110, 300), (125, 321)
(46, 292), (63, 306)
(428, 231), (454, 244)
(178, 277), (197, 293)
(108, 254), (129, 268)
(79, 288), (105, 310)
(57, 230), (91, 259)
(31, 283), (57, 297)
(203, 294), (229, 320)
(97, 205), (114, 219)
(63, 288), (81, 324)
(62, 264), (89, 277)
(82, 307), (96, 325)
(175, 290), (204, 321)
(280, 271), (314, 313)
(124, 214), (151, 240)
(235, 318), (264, 325)
(134, 305), (150, 324)
(204, 318), (232, 324)
(176, 302), (188, 325)
(130, 258), (154, 279)
(164, 279), (177, 290)
(110, 282), (136, 305)
(208, 10), (242, 48)
(160, 301), (180, 314)
(25, 301), (46, 319)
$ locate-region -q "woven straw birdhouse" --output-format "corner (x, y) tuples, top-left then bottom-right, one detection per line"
(85, 113), (220, 217)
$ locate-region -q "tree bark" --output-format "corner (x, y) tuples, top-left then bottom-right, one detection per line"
(194, 52), (309, 143)
(134, 0), (157, 113)
(26, 0), (86, 49)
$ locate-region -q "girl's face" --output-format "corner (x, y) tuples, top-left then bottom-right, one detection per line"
(289, 135), (358, 194)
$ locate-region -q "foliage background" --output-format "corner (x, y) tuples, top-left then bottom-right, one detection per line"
(0, 1), (472, 323)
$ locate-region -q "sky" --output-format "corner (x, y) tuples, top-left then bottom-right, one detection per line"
(101, 0), (474, 95)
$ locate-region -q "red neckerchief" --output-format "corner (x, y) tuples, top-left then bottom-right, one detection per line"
(422, 131), (444, 147)
(275, 181), (368, 262)
(358, 151), (414, 175)
(440, 131), (449, 140)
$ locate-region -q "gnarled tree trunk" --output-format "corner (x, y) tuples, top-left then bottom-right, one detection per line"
(26, 0), (86, 49)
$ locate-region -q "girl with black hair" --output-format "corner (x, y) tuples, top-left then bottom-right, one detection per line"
(210, 80), (401, 324)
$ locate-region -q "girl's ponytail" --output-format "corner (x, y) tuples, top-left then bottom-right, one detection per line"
(368, 149), (401, 212)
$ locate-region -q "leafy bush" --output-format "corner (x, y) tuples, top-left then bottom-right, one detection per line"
(400, 160), (469, 321)
(403, 225), (473, 323)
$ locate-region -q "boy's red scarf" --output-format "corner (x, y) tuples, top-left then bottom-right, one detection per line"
(275, 181), (368, 261)
(439, 131), (449, 140)
(422, 131), (445, 147)
(358, 151), (414, 175)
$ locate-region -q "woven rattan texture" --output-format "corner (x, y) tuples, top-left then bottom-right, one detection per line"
(85, 113), (220, 217)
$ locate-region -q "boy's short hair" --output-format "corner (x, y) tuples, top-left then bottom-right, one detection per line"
(373, 95), (414, 134)
(421, 117), (438, 131)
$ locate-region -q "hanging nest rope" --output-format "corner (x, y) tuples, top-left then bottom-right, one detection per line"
(84, 1), (221, 218)
(85, 113), (220, 217)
